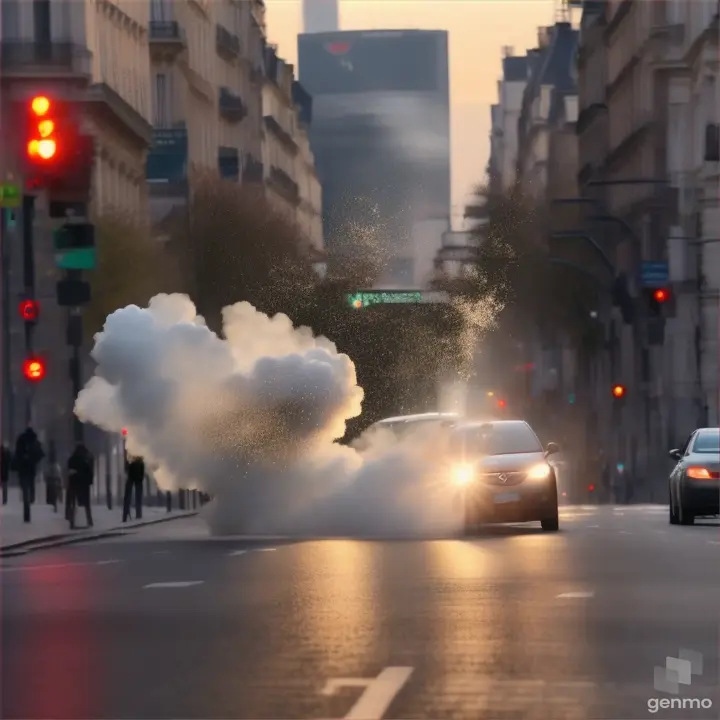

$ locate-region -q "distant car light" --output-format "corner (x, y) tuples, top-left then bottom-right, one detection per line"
(526, 463), (551, 480)
(451, 463), (475, 486)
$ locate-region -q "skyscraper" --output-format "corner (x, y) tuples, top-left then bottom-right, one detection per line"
(302, 0), (339, 34)
(298, 29), (451, 286)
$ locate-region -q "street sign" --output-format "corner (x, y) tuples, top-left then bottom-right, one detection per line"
(0, 182), (20, 208)
(53, 223), (96, 270)
(640, 261), (668, 287)
(347, 290), (450, 308)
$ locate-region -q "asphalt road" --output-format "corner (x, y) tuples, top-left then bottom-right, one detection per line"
(2, 505), (720, 720)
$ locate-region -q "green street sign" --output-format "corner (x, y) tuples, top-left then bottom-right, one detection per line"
(347, 290), (449, 308)
(53, 223), (96, 270)
(0, 183), (21, 208)
(55, 248), (96, 270)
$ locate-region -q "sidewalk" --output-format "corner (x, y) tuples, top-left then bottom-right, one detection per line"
(1, 499), (196, 551)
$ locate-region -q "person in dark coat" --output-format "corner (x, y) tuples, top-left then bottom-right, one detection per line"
(67, 444), (94, 529)
(1, 443), (11, 505)
(14, 427), (44, 522)
(123, 455), (145, 522)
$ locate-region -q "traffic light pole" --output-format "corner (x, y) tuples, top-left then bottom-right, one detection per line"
(22, 195), (36, 427)
(66, 271), (84, 444)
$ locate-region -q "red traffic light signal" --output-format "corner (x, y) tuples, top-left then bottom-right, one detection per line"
(18, 299), (39, 322)
(27, 95), (57, 163)
(611, 384), (626, 399)
(121, 428), (128, 437)
(653, 288), (669, 303)
(23, 357), (46, 382)
(497, 399), (507, 409)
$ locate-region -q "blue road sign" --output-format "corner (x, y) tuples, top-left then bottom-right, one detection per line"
(641, 261), (668, 287)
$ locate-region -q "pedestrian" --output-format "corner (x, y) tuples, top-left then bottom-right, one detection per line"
(123, 454), (145, 522)
(67, 443), (94, 529)
(1, 443), (11, 505)
(13, 427), (44, 523)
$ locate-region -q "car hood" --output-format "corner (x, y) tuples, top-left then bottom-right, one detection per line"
(464, 452), (547, 473)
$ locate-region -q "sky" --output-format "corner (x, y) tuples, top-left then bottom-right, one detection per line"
(265, 0), (556, 226)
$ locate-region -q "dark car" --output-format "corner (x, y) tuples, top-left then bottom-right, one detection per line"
(447, 420), (560, 533)
(668, 427), (720, 525)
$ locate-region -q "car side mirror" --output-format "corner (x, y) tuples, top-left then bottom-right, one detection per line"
(669, 449), (682, 461)
(545, 442), (560, 456)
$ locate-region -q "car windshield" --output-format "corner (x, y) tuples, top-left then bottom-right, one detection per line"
(693, 430), (720, 453)
(378, 418), (452, 436)
(450, 423), (542, 456)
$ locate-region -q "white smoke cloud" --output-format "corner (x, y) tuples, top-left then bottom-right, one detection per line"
(76, 294), (462, 538)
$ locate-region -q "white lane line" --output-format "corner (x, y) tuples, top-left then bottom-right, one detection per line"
(227, 547), (277, 556)
(707, 541), (720, 545)
(322, 667), (414, 720)
(556, 591), (594, 599)
(143, 581), (204, 589)
(618, 530), (632, 535)
(1, 559), (123, 572)
(588, 525), (600, 528)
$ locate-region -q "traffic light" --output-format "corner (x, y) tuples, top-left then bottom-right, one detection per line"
(20, 95), (94, 193)
(26, 95), (58, 166)
(23, 357), (46, 382)
(496, 399), (507, 409)
(611, 384), (626, 399)
(643, 286), (672, 317)
(18, 299), (39, 323)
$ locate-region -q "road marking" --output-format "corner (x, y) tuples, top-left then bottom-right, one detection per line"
(322, 667), (413, 720)
(0, 559), (123, 572)
(708, 541), (720, 545)
(256, 547), (276, 552)
(618, 530), (632, 534)
(228, 550), (248, 556)
(588, 525), (600, 528)
(227, 547), (277, 556)
(143, 581), (204, 589)
(556, 591), (594, 599)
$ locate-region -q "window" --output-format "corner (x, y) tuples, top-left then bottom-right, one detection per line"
(150, 0), (171, 22)
(450, 423), (543, 456)
(693, 430), (720, 454)
(154, 73), (169, 127)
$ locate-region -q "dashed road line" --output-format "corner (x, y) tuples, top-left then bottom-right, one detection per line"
(143, 581), (204, 589)
(556, 591), (594, 599)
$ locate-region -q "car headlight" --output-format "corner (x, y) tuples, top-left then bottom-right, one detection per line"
(451, 463), (475, 486)
(526, 463), (551, 480)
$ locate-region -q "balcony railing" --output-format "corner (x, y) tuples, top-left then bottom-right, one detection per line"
(219, 87), (247, 123)
(242, 155), (264, 183)
(149, 21), (184, 43)
(268, 166), (299, 204)
(0, 41), (91, 77)
(263, 115), (297, 154)
(216, 24), (241, 58)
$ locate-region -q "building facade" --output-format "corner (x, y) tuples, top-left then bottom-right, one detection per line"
(302, 0), (339, 34)
(146, 0), (265, 222)
(0, 0), (154, 455)
(298, 29), (451, 287)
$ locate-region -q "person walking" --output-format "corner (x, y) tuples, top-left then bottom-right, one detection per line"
(123, 455), (145, 522)
(13, 427), (44, 522)
(1, 443), (11, 505)
(67, 443), (94, 529)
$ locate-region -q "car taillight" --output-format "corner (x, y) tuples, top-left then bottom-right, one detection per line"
(687, 467), (720, 480)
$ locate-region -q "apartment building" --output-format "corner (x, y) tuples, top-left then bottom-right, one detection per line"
(0, 0), (153, 453)
(146, 0), (265, 221)
(490, 48), (530, 193)
(261, 44), (301, 226)
(292, 81), (323, 251)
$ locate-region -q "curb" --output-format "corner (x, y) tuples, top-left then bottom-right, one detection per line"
(1, 511), (198, 557)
